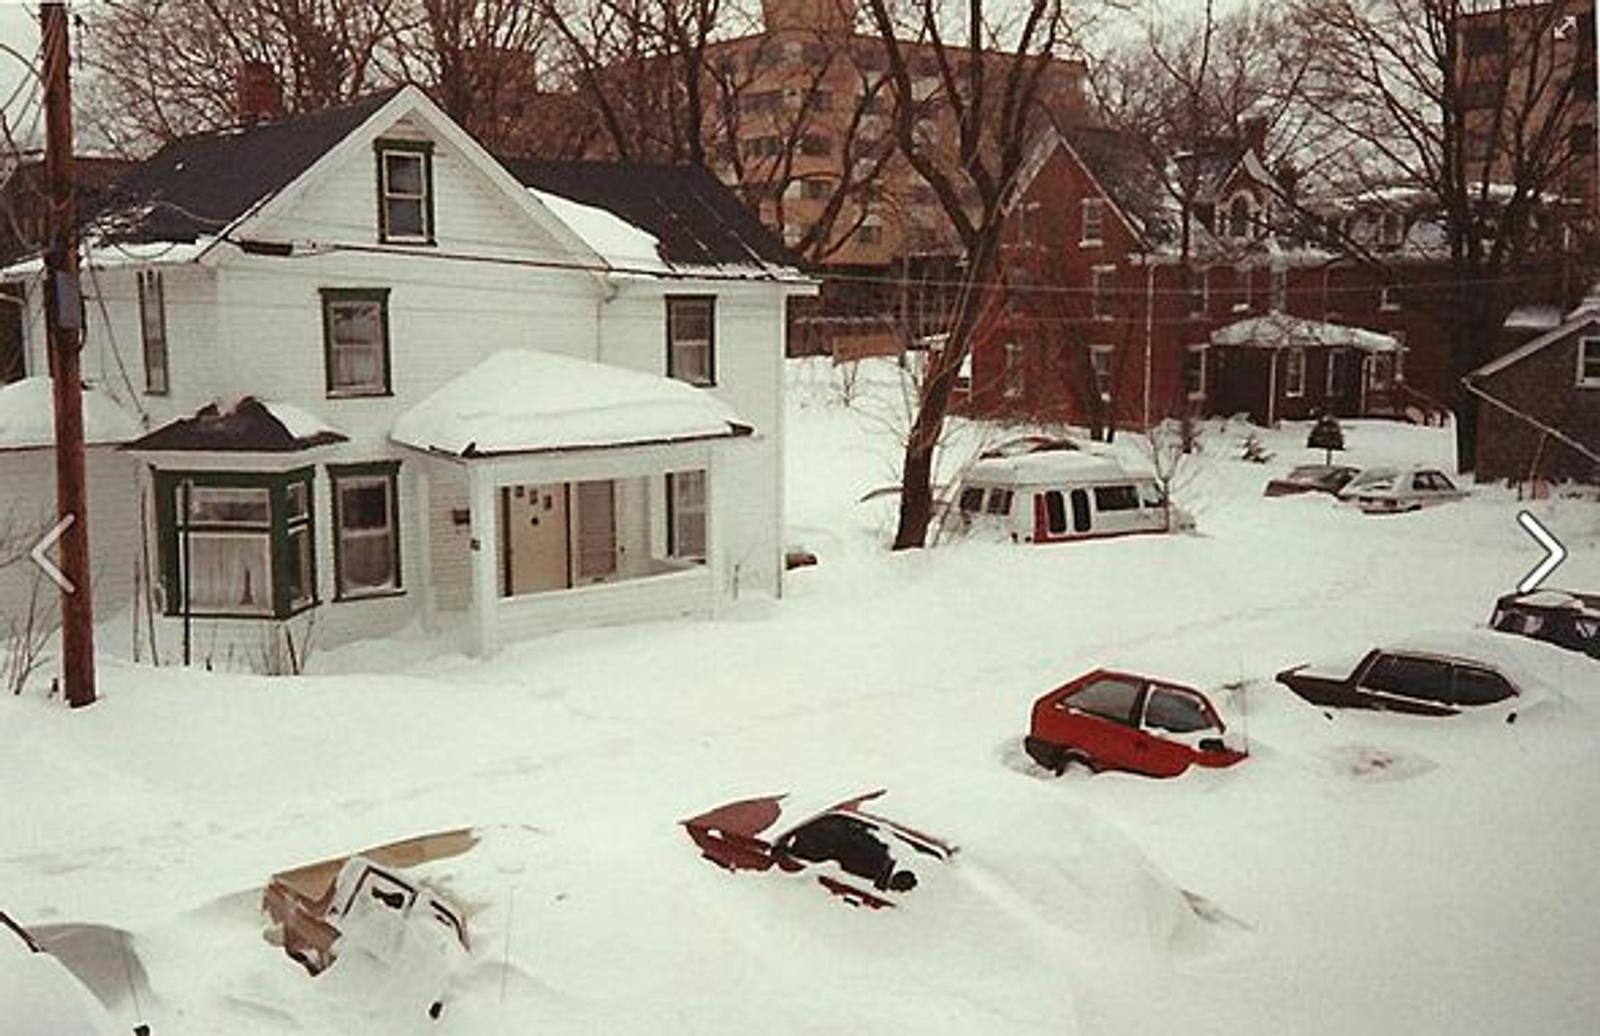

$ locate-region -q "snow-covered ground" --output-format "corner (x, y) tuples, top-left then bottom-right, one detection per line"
(5, 357), (1599, 1035)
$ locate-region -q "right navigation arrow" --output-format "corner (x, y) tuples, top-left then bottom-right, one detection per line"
(1515, 511), (1567, 594)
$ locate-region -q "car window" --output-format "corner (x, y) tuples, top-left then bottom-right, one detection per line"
(1093, 485), (1141, 512)
(1288, 465), (1322, 480)
(1362, 654), (1454, 703)
(1411, 473), (1430, 492)
(985, 488), (1013, 515)
(1425, 471), (1455, 491)
(1065, 676), (1143, 725)
(1492, 606), (1544, 636)
(958, 487), (985, 513)
(1452, 666), (1515, 706)
(1044, 491), (1067, 534)
(1142, 688), (1217, 735)
(780, 812), (894, 885)
(1349, 467), (1397, 488)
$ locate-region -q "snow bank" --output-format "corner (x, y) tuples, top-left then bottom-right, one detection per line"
(0, 378), (141, 450)
(391, 350), (751, 456)
(0, 932), (118, 1036)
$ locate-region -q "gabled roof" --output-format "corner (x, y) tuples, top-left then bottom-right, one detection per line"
(1471, 305), (1600, 381)
(502, 160), (796, 272)
(93, 89), (403, 245)
(1010, 128), (1154, 249)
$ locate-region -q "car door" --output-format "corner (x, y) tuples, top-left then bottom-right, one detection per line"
(1136, 686), (1224, 776)
(1356, 653), (1457, 714)
(1048, 674), (1145, 770)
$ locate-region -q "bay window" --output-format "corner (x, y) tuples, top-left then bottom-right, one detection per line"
(157, 470), (316, 618)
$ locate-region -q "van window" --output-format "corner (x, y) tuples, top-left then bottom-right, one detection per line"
(1044, 491), (1067, 534)
(985, 488), (1013, 515)
(1070, 489), (1091, 532)
(958, 487), (984, 513)
(1093, 485), (1141, 512)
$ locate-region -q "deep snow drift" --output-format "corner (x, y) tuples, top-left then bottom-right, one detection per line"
(4, 357), (1598, 1035)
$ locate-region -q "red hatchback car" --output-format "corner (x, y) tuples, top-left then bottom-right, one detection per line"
(1025, 669), (1247, 778)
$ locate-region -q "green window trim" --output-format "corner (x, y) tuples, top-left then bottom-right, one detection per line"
(328, 460), (404, 602)
(321, 287), (393, 398)
(374, 139), (436, 245)
(154, 468), (318, 620)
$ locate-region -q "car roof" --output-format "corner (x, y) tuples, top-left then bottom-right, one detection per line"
(777, 791), (956, 859)
(1501, 589), (1600, 615)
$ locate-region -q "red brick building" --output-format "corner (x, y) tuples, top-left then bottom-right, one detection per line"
(967, 125), (1570, 432)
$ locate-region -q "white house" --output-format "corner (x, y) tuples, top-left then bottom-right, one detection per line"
(0, 85), (814, 662)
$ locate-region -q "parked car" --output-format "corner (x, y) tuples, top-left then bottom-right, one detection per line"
(263, 830), (475, 1018)
(1023, 669), (1247, 778)
(954, 448), (1192, 544)
(1, 912), (125, 1036)
(1490, 589), (1600, 660)
(1276, 634), (1527, 715)
(1263, 463), (1361, 498)
(1336, 465), (1466, 513)
(682, 790), (956, 909)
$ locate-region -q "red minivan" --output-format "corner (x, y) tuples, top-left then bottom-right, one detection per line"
(1025, 669), (1247, 778)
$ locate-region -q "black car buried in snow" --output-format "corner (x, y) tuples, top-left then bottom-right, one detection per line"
(1262, 464), (1362, 498)
(1276, 634), (1524, 716)
(1490, 590), (1600, 660)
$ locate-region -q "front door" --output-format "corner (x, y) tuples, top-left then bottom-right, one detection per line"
(1326, 348), (1355, 413)
(503, 483), (570, 596)
(572, 480), (617, 584)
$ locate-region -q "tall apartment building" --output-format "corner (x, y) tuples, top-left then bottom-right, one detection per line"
(1457, 0), (1597, 217)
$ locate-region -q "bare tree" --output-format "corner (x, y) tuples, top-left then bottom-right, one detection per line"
(858, 0), (1076, 548)
(1289, 0), (1595, 469)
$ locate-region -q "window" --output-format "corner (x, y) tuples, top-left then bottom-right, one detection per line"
(1143, 689), (1216, 735)
(1370, 351), (1395, 392)
(0, 284), (23, 384)
(1080, 198), (1105, 244)
(1362, 654), (1454, 704)
(1185, 267), (1208, 316)
(1463, 25), (1506, 56)
(331, 462), (401, 600)
(1327, 348), (1352, 397)
(1579, 338), (1600, 387)
(376, 142), (433, 243)
(157, 470), (316, 618)
(1453, 666), (1514, 706)
(1270, 268), (1286, 312)
(984, 488), (1012, 515)
(1065, 676), (1142, 726)
(801, 178), (831, 200)
(322, 288), (391, 397)
(138, 270), (169, 395)
(1380, 285), (1400, 311)
(1003, 341), (1025, 399)
(667, 296), (715, 386)
(1284, 347), (1306, 398)
(1184, 345), (1206, 399)
(1093, 485), (1140, 512)
(667, 469), (707, 561)
(959, 486), (986, 514)
(1227, 194), (1252, 239)
(1090, 344), (1114, 401)
(1043, 490), (1067, 534)
(1091, 266), (1116, 320)
(1379, 212), (1404, 248)
(1233, 265), (1252, 312)
(855, 223), (883, 245)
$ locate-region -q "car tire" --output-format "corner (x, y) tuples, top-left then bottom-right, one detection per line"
(1063, 750), (1095, 774)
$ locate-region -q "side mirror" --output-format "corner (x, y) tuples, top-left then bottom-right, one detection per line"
(887, 870), (918, 893)
(1197, 737), (1227, 754)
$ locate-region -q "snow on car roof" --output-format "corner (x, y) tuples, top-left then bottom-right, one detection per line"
(965, 449), (1144, 487)
(1386, 629), (1591, 697)
(0, 924), (117, 1036)
(1513, 589), (1600, 613)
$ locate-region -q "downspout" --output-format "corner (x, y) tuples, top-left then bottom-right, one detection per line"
(1142, 261), (1154, 429)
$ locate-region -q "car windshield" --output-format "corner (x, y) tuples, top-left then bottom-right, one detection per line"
(1287, 465), (1327, 480)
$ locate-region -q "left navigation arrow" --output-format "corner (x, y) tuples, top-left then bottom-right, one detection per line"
(30, 515), (77, 593)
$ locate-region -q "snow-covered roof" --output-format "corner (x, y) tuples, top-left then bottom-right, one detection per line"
(1504, 304), (1563, 332)
(529, 189), (669, 273)
(0, 378), (141, 451)
(390, 350), (753, 457)
(1, 923), (117, 1036)
(965, 449), (1142, 487)
(1, 239), (214, 280)
(1210, 313), (1399, 353)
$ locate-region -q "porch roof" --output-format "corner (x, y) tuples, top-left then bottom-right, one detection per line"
(126, 397), (347, 452)
(0, 377), (142, 451)
(390, 350), (752, 458)
(1210, 313), (1399, 353)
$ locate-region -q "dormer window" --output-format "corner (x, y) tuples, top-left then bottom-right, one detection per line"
(1227, 195), (1253, 240)
(376, 141), (434, 244)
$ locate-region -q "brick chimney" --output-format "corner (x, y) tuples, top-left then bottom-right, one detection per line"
(236, 61), (284, 124)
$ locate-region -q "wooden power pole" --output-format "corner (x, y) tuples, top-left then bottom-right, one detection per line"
(41, 1), (97, 708)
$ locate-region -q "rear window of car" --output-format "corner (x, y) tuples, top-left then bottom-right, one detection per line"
(1093, 485), (1141, 512)
(1453, 666), (1515, 705)
(1065, 676), (1143, 725)
(1142, 688), (1217, 735)
(1363, 654), (1454, 703)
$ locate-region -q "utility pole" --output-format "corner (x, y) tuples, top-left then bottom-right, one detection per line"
(41, 1), (97, 708)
